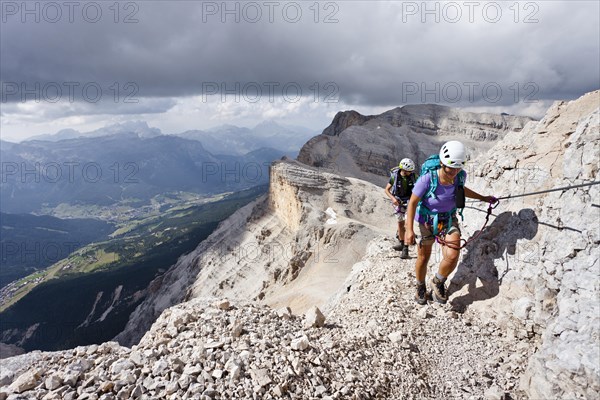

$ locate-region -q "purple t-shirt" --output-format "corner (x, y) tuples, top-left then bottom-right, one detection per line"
(412, 171), (466, 223)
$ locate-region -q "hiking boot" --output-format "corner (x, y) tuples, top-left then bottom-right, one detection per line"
(430, 276), (448, 304)
(400, 246), (409, 259)
(415, 283), (427, 305)
(393, 240), (404, 251)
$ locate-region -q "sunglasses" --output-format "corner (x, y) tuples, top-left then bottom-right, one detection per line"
(442, 165), (461, 172)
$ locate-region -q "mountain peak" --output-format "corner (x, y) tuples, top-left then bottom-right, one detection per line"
(91, 121), (162, 138)
(321, 110), (374, 136)
(254, 120), (282, 129)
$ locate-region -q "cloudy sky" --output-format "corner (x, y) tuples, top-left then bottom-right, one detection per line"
(1, 0), (599, 141)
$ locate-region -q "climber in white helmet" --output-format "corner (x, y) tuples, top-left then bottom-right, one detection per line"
(385, 158), (417, 259)
(404, 141), (496, 305)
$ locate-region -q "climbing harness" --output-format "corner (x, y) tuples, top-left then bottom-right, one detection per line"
(390, 199), (408, 216)
(434, 197), (499, 250)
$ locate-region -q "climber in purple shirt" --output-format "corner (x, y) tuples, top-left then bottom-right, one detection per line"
(404, 141), (496, 305)
(412, 172), (460, 224)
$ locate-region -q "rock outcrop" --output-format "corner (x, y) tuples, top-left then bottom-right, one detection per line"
(298, 104), (534, 185)
(321, 110), (375, 137)
(454, 90), (599, 399)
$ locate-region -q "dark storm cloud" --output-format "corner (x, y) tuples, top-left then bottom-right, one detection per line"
(1, 1), (599, 110)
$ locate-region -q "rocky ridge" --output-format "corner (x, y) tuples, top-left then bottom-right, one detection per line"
(1, 92), (598, 399)
(298, 104), (534, 185)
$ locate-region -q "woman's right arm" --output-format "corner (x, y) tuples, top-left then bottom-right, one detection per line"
(404, 193), (420, 245)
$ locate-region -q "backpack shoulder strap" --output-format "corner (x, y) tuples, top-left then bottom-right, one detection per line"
(424, 170), (438, 200)
(389, 167), (400, 195)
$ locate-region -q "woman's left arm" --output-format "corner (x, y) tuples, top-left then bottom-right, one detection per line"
(464, 187), (496, 203)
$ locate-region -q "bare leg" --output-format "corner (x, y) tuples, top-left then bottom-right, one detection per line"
(398, 220), (406, 239)
(439, 232), (461, 278)
(416, 243), (433, 282)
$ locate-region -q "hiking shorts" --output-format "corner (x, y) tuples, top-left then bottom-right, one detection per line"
(415, 218), (461, 246)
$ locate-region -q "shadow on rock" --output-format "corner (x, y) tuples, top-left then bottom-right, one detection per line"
(448, 208), (539, 312)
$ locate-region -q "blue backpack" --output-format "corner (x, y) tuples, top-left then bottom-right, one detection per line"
(417, 154), (466, 236)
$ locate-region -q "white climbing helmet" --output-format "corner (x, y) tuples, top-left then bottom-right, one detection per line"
(439, 141), (467, 168)
(398, 158), (416, 172)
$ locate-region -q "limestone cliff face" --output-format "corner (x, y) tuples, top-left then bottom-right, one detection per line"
(267, 160), (319, 231)
(185, 159), (392, 313)
(298, 104), (534, 185)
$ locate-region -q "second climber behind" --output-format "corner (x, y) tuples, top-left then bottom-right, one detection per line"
(385, 158), (417, 259)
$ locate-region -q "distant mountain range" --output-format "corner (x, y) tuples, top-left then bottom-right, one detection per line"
(0, 133), (284, 214)
(24, 121), (163, 142)
(21, 120), (316, 157)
